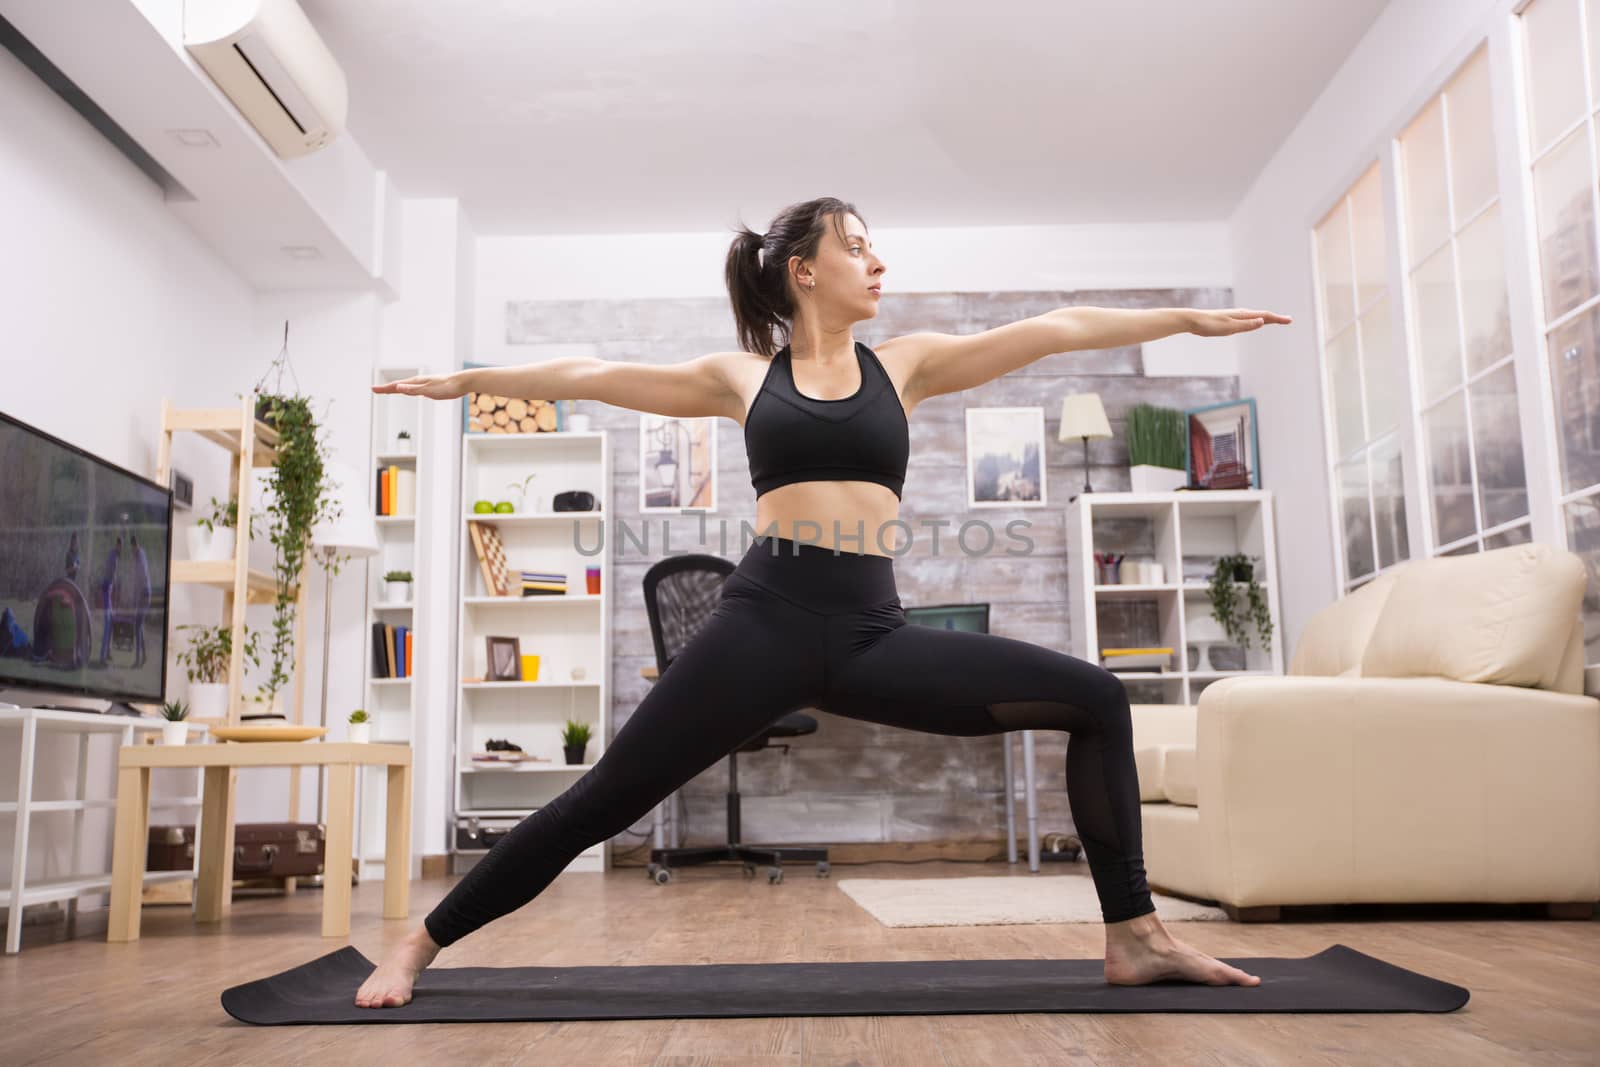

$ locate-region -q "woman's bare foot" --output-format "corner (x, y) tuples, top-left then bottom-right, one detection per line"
(1102, 909), (1260, 987)
(355, 926), (442, 1008)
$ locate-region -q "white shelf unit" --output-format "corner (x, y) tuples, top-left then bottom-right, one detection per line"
(357, 367), (424, 881)
(1066, 490), (1284, 706)
(453, 431), (612, 874)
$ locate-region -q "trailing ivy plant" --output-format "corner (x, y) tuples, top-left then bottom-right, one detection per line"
(1205, 553), (1273, 653)
(253, 390), (344, 700)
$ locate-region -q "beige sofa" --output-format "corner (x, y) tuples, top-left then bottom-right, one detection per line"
(1131, 541), (1598, 921)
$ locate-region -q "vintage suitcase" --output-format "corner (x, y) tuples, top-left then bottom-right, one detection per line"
(148, 824), (197, 870)
(234, 821), (326, 879)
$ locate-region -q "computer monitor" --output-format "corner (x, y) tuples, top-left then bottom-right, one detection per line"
(903, 602), (990, 634)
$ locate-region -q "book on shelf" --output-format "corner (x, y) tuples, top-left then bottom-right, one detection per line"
(374, 465), (416, 516)
(520, 570), (568, 595)
(1100, 646), (1174, 672)
(370, 622), (416, 679)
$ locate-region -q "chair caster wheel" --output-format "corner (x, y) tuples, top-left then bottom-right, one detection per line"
(816, 861), (830, 877)
(767, 866), (783, 884)
(649, 865), (672, 885)
(742, 863), (756, 878)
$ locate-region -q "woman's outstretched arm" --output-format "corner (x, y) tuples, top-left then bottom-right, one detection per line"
(372, 352), (746, 421)
(881, 306), (1292, 408)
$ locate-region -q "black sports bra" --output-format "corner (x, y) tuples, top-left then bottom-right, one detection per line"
(743, 340), (910, 500)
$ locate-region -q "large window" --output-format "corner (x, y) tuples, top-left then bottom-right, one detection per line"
(1523, 0), (1600, 665)
(1313, 165), (1409, 588)
(1400, 45), (1530, 558)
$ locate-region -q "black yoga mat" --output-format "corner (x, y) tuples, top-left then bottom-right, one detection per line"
(221, 943), (1468, 1024)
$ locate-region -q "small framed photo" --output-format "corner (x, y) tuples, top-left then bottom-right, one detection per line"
(966, 406), (1047, 508)
(640, 413), (717, 512)
(485, 635), (523, 681)
(1184, 398), (1260, 490)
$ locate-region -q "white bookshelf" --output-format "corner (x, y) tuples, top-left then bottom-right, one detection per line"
(1065, 490), (1284, 705)
(356, 366), (424, 881)
(453, 430), (612, 874)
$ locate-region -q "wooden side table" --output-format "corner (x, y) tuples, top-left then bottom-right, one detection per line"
(108, 741), (411, 941)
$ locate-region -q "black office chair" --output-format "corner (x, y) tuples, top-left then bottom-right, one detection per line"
(640, 553), (829, 885)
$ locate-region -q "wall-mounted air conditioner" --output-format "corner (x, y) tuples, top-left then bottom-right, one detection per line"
(185, 0), (348, 159)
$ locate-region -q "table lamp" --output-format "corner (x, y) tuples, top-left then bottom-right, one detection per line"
(1058, 393), (1112, 501)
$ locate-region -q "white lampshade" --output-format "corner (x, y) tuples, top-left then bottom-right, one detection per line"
(1058, 393), (1113, 442)
(310, 463), (380, 558)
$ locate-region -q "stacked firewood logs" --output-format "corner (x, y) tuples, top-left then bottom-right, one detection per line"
(466, 393), (560, 433)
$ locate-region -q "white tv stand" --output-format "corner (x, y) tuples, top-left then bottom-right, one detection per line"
(1, 704), (208, 954)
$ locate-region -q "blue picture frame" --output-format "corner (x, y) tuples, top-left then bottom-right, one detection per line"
(1181, 397), (1260, 489)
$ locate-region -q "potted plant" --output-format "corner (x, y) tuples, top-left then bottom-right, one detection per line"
(1125, 403), (1188, 493)
(160, 700), (190, 745)
(393, 429), (413, 455)
(508, 472), (539, 514)
(383, 570), (413, 604)
(187, 495), (255, 562)
(175, 623), (261, 718)
(1205, 553), (1273, 660)
(347, 708), (371, 743)
(561, 719), (592, 765)
(252, 388), (344, 713)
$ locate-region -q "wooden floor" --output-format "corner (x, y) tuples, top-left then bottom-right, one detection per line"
(2, 859), (1596, 1065)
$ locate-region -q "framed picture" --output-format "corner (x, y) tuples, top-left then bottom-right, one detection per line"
(485, 635), (523, 681)
(1183, 398), (1260, 490)
(965, 406), (1047, 508)
(639, 413), (717, 513)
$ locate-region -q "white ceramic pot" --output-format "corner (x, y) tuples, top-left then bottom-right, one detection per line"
(392, 435), (414, 454)
(242, 690), (283, 718)
(189, 682), (228, 719)
(348, 720), (371, 743)
(186, 525), (236, 561)
(162, 721), (189, 745)
(1129, 464), (1188, 493)
(383, 580), (411, 604)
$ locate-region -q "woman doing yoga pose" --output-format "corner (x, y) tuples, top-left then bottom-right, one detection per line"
(356, 198), (1289, 1007)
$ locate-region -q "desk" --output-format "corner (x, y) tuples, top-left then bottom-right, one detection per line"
(108, 741), (411, 941)
(638, 666), (1040, 867)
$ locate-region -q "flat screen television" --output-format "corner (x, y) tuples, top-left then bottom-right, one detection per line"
(0, 410), (173, 705)
(903, 603), (990, 634)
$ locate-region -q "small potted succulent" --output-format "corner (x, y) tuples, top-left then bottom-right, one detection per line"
(393, 428), (413, 455)
(383, 569), (413, 604)
(175, 623), (261, 719)
(562, 718), (593, 765)
(347, 708), (371, 743)
(160, 700), (190, 745)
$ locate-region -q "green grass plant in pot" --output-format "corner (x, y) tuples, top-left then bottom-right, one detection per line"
(562, 719), (593, 764)
(1125, 403), (1188, 492)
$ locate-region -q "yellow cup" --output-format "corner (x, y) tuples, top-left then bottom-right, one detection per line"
(520, 654), (540, 682)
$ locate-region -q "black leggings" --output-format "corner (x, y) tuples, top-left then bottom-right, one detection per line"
(424, 535), (1155, 947)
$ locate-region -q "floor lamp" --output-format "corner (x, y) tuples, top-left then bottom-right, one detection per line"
(308, 470), (380, 868)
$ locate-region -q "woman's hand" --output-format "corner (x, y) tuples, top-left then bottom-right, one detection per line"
(1187, 308), (1293, 337)
(372, 372), (468, 400)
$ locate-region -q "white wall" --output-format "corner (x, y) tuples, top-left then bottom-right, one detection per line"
(474, 221), (1239, 375)
(0, 39), (259, 895)
(1230, 0), (1510, 652)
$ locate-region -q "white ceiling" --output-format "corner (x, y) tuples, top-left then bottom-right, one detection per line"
(300, 0), (1389, 236)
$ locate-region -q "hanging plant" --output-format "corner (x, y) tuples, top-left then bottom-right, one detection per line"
(247, 322), (348, 700)
(1205, 553), (1273, 653)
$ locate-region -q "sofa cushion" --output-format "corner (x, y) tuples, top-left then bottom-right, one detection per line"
(1289, 569), (1401, 677)
(1359, 543), (1587, 690)
(1163, 746), (1198, 806)
(1134, 746), (1168, 802)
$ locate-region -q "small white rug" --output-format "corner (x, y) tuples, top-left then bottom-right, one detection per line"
(836, 875), (1229, 927)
